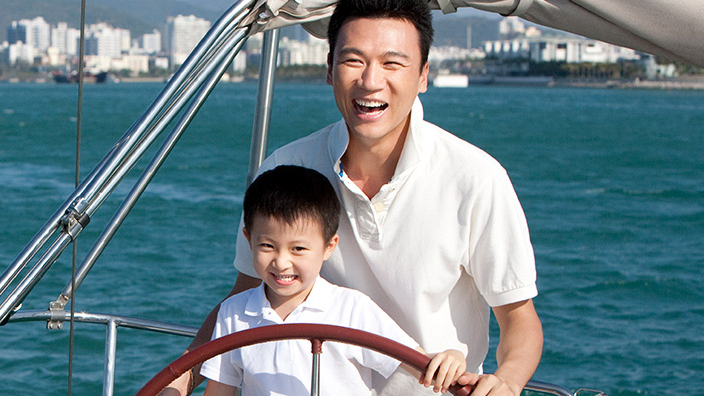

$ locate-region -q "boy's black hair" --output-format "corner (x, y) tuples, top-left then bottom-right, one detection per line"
(327, 0), (434, 67)
(243, 165), (340, 242)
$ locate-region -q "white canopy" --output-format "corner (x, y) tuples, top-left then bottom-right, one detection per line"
(246, 0), (704, 67)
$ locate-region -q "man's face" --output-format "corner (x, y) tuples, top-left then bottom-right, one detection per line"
(327, 17), (429, 147)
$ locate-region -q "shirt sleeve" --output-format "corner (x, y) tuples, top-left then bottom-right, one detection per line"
(351, 294), (420, 378)
(466, 169), (538, 307)
(199, 304), (244, 387)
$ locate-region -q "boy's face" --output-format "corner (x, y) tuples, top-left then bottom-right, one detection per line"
(244, 215), (338, 315)
(327, 17), (429, 147)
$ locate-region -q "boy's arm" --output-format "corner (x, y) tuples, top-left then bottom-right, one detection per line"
(400, 347), (468, 394)
(159, 273), (261, 396)
(460, 299), (543, 396)
(203, 379), (238, 396)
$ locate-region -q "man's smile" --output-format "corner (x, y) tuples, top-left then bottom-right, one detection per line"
(354, 99), (389, 115)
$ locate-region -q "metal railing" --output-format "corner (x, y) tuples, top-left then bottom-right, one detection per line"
(0, 0), (257, 325)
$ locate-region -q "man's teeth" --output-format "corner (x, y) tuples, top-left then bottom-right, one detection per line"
(355, 99), (388, 112)
(356, 99), (385, 108)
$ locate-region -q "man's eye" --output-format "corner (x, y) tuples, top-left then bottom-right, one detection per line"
(342, 58), (363, 65)
(385, 61), (404, 69)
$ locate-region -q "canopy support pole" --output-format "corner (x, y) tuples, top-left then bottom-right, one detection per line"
(247, 29), (280, 186)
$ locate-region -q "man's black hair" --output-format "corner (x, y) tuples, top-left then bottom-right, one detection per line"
(327, 0), (434, 66)
(243, 165), (340, 242)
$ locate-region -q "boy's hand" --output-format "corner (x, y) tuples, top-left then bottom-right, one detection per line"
(419, 349), (467, 393)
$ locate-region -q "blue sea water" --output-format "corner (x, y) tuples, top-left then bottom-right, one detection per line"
(0, 81), (703, 396)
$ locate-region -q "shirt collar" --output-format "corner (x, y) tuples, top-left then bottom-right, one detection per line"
(328, 97), (425, 180)
(243, 276), (332, 320)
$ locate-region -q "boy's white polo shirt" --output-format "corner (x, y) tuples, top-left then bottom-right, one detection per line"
(200, 277), (418, 396)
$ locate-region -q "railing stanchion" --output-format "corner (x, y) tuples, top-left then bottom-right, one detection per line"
(103, 319), (118, 396)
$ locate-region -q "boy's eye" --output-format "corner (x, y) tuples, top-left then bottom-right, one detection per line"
(293, 246), (308, 252)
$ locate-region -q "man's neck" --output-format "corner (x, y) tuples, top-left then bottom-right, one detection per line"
(342, 127), (408, 199)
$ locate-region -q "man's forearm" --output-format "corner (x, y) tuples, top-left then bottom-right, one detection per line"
(165, 273), (261, 395)
(493, 299), (543, 394)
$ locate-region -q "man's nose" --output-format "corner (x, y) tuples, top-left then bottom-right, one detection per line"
(358, 63), (385, 90)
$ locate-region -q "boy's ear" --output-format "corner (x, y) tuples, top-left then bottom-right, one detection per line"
(242, 227), (251, 244)
(323, 233), (340, 260)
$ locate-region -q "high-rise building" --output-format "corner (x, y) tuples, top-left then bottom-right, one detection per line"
(51, 22), (80, 57)
(85, 23), (128, 58)
(140, 29), (162, 54)
(166, 15), (211, 67)
(7, 17), (51, 50)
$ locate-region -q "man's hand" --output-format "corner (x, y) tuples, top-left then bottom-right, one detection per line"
(420, 349), (467, 393)
(456, 372), (520, 396)
(157, 369), (191, 396)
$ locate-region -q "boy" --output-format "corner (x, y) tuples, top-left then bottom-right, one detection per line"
(200, 165), (467, 396)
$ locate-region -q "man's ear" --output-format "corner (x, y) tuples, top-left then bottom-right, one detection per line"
(326, 52), (334, 86)
(418, 62), (430, 93)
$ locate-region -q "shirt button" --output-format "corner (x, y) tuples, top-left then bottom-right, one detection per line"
(373, 202), (385, 211)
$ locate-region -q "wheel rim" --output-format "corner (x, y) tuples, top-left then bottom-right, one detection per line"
(135, 323), (473, 396)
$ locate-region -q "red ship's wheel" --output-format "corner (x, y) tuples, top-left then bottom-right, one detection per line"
(136, 323), (473, 396)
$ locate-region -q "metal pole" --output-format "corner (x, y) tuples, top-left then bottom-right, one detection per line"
(0, 0), (254, 300)
(103, 319), (118, 396)
(311, 353), (321, 396)
(310, 339), (323, 396)
(59, 30), (249, 301)
(247, 29), (280, 186)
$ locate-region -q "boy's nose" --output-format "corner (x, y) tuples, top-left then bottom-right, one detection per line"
(271, 254), (292, 270)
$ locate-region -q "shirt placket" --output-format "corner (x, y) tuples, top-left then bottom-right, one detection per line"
(338, 171), (399, 242)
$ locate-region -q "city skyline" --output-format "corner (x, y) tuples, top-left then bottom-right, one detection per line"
(2, 5), (674, 83)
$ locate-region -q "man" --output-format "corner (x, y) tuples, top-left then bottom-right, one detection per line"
(165, 0), (542, 395)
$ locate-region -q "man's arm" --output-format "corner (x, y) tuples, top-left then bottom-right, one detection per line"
(159, 273), (261, 396)
(460, 299), (543, 396)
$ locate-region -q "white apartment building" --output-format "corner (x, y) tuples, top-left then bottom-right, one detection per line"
(7, 17), (51, 51)
(166, 15), (211, 67)
(51, 22), (80, 57)
(140, 29), (162, 54)
(277, 36), (328, 66)
(6, 41), (36, 65)
(85, 23), (130, 58)
(484, 37), (640, 63)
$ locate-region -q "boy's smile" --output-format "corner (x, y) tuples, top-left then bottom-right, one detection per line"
(244, 215), (338, 319)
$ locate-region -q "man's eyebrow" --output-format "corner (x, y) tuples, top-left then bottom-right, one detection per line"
(336, 47), (411, 60)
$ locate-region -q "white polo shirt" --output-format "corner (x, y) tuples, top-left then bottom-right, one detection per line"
(234, 98), (537, 386)
(200, 277), (418, 396)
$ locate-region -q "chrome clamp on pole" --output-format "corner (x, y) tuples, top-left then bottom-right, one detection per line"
(48, 300), (66, 330)
(60, 198), (91, 242)
(48, 198), (90, 330)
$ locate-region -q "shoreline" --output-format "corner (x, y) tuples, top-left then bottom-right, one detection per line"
(3, 75), (704, 90)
